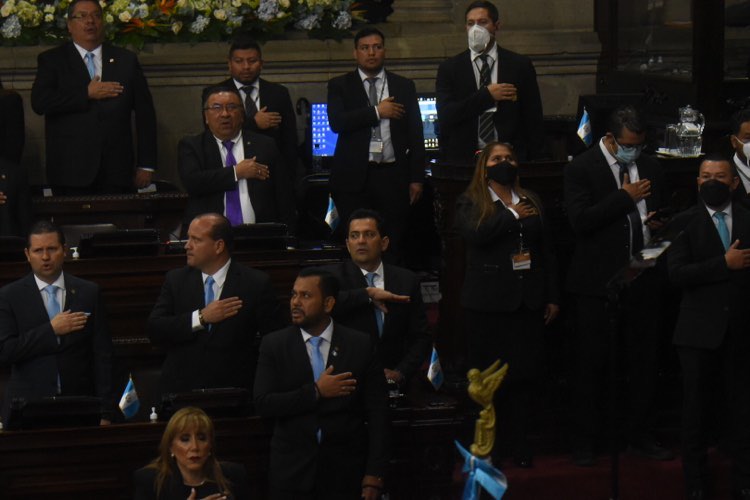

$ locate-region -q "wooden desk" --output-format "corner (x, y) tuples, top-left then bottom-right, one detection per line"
(0, 402), (462, 500)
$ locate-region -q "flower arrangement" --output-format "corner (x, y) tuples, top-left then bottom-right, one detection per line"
(0, 0), (358, 48)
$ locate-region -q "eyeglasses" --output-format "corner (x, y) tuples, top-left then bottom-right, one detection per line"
(70, 11), (103, 21)
(204, 104), (243, 114)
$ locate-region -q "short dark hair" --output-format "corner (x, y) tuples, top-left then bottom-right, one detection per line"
(606, 105), (645, 139)
(298, 267), (340, 299)
(699, 153), (736, 176)
(465, 1), (499, 23)
(347, 208), (387, 237)
(27, 220), (65, 248)
(67, 0), (102, 18)
(228, 36), (262, 59)
(354, 27), (385, 48)
(730, 108), (750, 136)
(201, 85), (243, 111)
(196, 213), (234, 252)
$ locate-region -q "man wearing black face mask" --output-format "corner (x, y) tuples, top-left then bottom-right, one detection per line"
(564, 105), (671, 466)
(668, 155), (750, 499)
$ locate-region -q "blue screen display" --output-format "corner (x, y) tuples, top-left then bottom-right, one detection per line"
(311, 103), (338, 157)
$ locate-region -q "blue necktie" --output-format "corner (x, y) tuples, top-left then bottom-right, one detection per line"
(85, 52), (96, 79)
(365, 272), (384, 337)
(204, 276), (215, 331)
(309, 336), (325, 443)
(222, 140), (244, 226)
(714, 211), (730, 251)
(44, 285), (60, 320)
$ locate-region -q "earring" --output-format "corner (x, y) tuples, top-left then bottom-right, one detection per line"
(170, 453), (175, 458)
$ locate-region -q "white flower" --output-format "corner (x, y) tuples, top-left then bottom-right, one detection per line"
(189, 14), (209, 33)
(171, 20), (182, 33)
(1, 15), (21, 38)
(136, 4), (148, 17)
(332, 10), (350, 30)
(43, 5), (55, 13)
(105, 13), (113, 23)
(256, 0), (278, 21)
(44, 13), (53, 22)
(231, 0), (241, 7)
(213, 8), (226, 20)
(279, 0), (289, 8)
(0, 1), (16, 18)
(294, 13), (319, 30)
(118, 10), (131, 22)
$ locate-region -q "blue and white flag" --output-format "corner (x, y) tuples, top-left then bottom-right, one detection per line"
(119, 376), (140, 419)
(455, 440), (508, 500)
(325, 194), (339, 231)
(577, 107), (593, 146)
(427, 346), (443, 390)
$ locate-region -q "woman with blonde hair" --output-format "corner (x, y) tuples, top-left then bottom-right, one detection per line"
(455, 141), (560, 468)
(133, 407), (250, 499)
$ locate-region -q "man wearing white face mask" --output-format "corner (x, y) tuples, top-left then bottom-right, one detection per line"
(564, 106), (673, 467)
(729, 108), (750, 208)
(435, 0), (544, 165)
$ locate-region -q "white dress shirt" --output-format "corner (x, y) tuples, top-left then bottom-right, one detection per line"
(358, 68), (395, 163)
(73, 43), (102, 78)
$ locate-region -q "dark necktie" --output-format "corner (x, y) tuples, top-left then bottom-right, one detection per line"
(222, 140), (243, 226)
(619, 164), (644, 254)
(478, 54), (495, 146)
(241, 85), (258, 121)
(366, 77), (383, 162)
(365, 272), (384, 337)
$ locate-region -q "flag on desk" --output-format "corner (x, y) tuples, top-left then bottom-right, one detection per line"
(577, 107), (593, 146)
(119, 375), (140, 419)
(427, 346), (444, 390)
(325, 194), (339, 231)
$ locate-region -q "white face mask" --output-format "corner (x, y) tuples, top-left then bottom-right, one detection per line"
(742, 140), (750, 165)
(468, 24), (491, 53)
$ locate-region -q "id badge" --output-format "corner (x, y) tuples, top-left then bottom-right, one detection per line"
(369, 139), (383, 154)
(511, 251), (531, 271)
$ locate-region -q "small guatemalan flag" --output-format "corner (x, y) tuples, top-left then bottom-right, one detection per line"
(577, 106), (593, 146)
(119, 375), (140, 419)
(325, 194), (339, 231)
(427, 346), (444, 390)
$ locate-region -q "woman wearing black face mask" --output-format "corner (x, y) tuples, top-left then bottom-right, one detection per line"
(455, 142), (560, 468)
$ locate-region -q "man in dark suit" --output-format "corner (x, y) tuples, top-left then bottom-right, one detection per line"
(0, 158), (31, 237)
(669, 155), (750, 500)
(254, 267), (389, 500)
(0, 220), (113, 425)
(729, 108), (750, 208)
(435, 1), (545, 165)
(217, 37), (300, 186)
(327, 27), (425, 262)
(147, 213), (284, 396)
(30, 0), (157, 195)
(0, 83), (24, 165)
(564, 106), (672, 465)
(324, 209), (431, 387)
(178, 85), (295, 233)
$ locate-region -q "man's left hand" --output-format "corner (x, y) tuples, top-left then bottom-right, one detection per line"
(134, 168), (153, 189)
(361, 475), (384, 500)
(254, 106), (282, 129)
(409, 182), (423, 205)
(544, 303), (560, 325)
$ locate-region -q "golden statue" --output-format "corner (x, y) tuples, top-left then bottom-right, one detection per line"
(467, 360), (508, 458)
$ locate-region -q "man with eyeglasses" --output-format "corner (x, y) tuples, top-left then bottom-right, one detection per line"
(323, 209), (431, 389)
(564, 105), (672, 466)
(435, 0), (545, 165)
(327, 27), (425, 264)
(31, 0), (157, 195)
(177, 85), (295, 233)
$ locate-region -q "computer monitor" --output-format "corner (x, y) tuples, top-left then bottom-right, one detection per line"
(417, 93), (439, 152)
(311, 102), (338, 158)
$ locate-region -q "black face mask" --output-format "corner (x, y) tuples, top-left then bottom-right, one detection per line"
(699, 179), (732, 208)
(486, 161), (517, 186)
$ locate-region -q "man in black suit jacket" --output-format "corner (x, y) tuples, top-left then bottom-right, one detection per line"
(669, 156), (750, 499)
(0, 84), (24, 165)
(178, 85), (295, 233)
(324, 209), (430, 387)
(217, 37), (300, 186)
(327, 27), (425, 262)
(435, 1), (544, 165)
(254, 267), (389, 500)
(147, 213), (284, 396)
(729, 108), (750, 208)
(30, 0), (157, 194)
(564, 106), (672, 465)
(0, 221), (113, 425)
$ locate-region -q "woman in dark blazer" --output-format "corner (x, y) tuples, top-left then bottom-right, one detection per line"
(455, 141), (559, 467)
(133, 407), (250, 500)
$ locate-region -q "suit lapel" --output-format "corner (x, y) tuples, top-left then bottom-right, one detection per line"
(101, 44), (113, 81)
(347, 71), (369, 108)
(327, 324), (346, 369)
(23, 274), (49, 319)
(203, 130), (224, 171)
(66, 43), (91, 85)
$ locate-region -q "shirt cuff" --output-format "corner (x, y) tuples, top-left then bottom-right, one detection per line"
(137, 167), (155, 172)
(191, 310), (204, 332)
(507, 207), (520, 219)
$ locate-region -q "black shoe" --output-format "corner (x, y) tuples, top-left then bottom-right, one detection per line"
(686, 489), (706, 500)
(627, 439), (675, 461)
(513, 454), (533, 468)
(572, 449), (595, 467)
